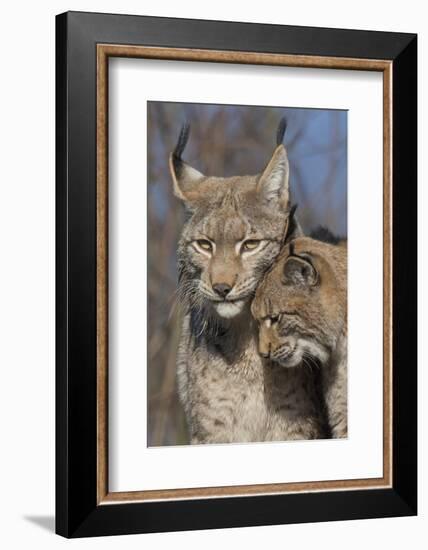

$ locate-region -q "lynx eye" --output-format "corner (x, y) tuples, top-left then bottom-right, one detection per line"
(242, 239), (260, 252)
(195, 239), (213, 252)
(281, 310), (298, 317)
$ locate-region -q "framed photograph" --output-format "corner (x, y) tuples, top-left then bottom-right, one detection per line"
(56, 11), (417, 538)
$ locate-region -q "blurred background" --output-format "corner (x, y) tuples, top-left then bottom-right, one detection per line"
(147, 102), (347, 446)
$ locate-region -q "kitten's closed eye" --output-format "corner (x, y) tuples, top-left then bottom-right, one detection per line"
(266, 311), (298, 325)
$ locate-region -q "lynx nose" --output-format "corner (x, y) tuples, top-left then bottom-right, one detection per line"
(213, 283), (232, 299)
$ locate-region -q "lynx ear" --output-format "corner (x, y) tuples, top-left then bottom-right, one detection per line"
(281, 204), (303, 245)
(169, 123), (205, 203)
(282, 252), (318, 287)
(256, 144), (290, 207)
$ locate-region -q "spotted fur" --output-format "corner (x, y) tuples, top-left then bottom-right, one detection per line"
(170, 121), (307, 444)
(252, 237), (348, 439)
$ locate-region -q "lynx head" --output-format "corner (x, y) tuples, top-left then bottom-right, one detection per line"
(171, 119), (299, 320)
(251, 237), (347, 366)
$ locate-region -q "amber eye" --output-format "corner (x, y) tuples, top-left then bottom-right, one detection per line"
(196, 239), (213, 252)
(242, 239), (260, 252)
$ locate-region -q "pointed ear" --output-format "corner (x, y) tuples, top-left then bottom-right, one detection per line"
(281, 203), (303, 244)
(169, 154), (204, 202)
(282, 254), (318, 287)
(168, 123), (205, 204)
(256, 144), (290, 207)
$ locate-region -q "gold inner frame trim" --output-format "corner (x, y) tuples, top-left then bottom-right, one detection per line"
(96, 44), (393, 505)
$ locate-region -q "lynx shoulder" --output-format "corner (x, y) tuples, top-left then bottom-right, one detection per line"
(251, 237), (348, 439)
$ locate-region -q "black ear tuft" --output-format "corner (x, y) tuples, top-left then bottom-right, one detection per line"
(281, 206), (298, 247)
(173, 122), (191, 161)
(276, 117), (287, 146)
(290, 203), (298, 218)
(287, 203), (298, 237)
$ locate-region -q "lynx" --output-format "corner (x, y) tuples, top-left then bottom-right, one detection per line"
(251, 236), (348, 439)
(170, 120), (306, 443)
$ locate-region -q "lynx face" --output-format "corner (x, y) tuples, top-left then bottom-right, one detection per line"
(251, 237), (347, 366)
(171, 124), (295, 320)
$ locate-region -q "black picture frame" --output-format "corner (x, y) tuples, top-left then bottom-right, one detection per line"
(56, 11), (417, 538)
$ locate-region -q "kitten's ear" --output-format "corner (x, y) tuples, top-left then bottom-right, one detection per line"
(282, 253), (318, 286)
(169, 123), (205, 204)
(256, 144), (290, 207)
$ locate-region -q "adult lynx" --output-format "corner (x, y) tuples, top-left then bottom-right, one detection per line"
(170, 120), (302, 443)
(251, 237), (348, 439)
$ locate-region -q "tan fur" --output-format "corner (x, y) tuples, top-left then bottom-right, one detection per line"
(252, 237), (348, 439)
(171, 127), (308, 443)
